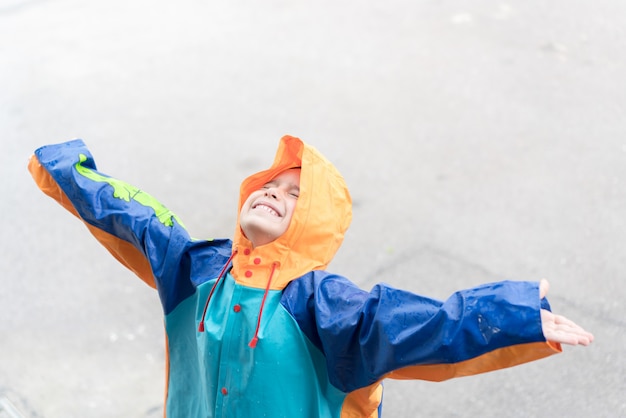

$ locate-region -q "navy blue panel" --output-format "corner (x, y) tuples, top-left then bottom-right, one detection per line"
(35, 139), (234, 314)
(282, 272), (545, 392)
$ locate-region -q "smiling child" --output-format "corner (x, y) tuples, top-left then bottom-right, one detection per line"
(29, 135), (592, 418)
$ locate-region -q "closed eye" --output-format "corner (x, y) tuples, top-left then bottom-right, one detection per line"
(260, 176), (299, 198)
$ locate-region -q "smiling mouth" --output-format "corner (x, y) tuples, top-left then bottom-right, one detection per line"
(252, 203), (281, 217)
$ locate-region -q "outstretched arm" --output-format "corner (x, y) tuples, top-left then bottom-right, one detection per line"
(540, 279), (594, 346)
(28, 140), (183, 288)
(28, 140), (234, 315)
(284, 273), (565, 390)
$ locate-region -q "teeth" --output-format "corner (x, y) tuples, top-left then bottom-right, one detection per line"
(255, 204), (279, 217)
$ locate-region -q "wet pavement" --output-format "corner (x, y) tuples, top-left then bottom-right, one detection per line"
(1, 0), (625, 417)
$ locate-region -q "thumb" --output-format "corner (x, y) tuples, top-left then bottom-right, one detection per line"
(539, 279), (550, 299)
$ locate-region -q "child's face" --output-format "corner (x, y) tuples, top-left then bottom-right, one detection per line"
(239, 168), (301, 248)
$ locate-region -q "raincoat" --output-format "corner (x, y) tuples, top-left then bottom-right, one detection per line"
(29, 135), (561, 417)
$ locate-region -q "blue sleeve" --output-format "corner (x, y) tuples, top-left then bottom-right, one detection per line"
(281, 272), (548, 392)
(30, 139), (233, 313)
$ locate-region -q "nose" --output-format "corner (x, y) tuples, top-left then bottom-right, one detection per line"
(264, 187), (279, 199)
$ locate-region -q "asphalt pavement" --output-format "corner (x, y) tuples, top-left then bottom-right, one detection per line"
(1, 0), (624, 417)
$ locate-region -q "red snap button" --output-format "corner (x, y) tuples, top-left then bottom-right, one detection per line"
(233, 304), (241, 313)
(245, 270), (252, 278)
(221, 387), (228, 395)
(253, 257), (261, 265)
(243, 248), (251, 255)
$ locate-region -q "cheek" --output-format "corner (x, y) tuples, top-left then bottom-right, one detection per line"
(239, 197), (255, 226)
(285, 201), (298, 223)
(241, 192), (260, 212)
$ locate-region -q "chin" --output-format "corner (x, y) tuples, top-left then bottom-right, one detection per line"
(241, 224), (281, 246)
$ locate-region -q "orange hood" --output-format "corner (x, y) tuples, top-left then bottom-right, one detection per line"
(231, 135), (352, 290)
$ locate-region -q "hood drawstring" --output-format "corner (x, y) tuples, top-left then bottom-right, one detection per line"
(198, 251), (237, 333)
(248, 261), (278, 348)
(197, 252), (278, 349)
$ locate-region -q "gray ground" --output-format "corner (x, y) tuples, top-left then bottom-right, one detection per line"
(1, 0), (624, 417)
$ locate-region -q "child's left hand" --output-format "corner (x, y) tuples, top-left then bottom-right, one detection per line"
(539, 279), (594, 346)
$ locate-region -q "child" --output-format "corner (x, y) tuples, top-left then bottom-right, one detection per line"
(28, 135), (592, 418)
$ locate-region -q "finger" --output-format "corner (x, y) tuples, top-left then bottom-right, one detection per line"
(543, 320), (589, 346)
(554, 315), (593, 338)
(549, 332), (589, 346)
(556, 326), (595, 344)
(541, 310), (594, 346)
(553, 326), (594, 345)
(552, 329), (593, 346)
